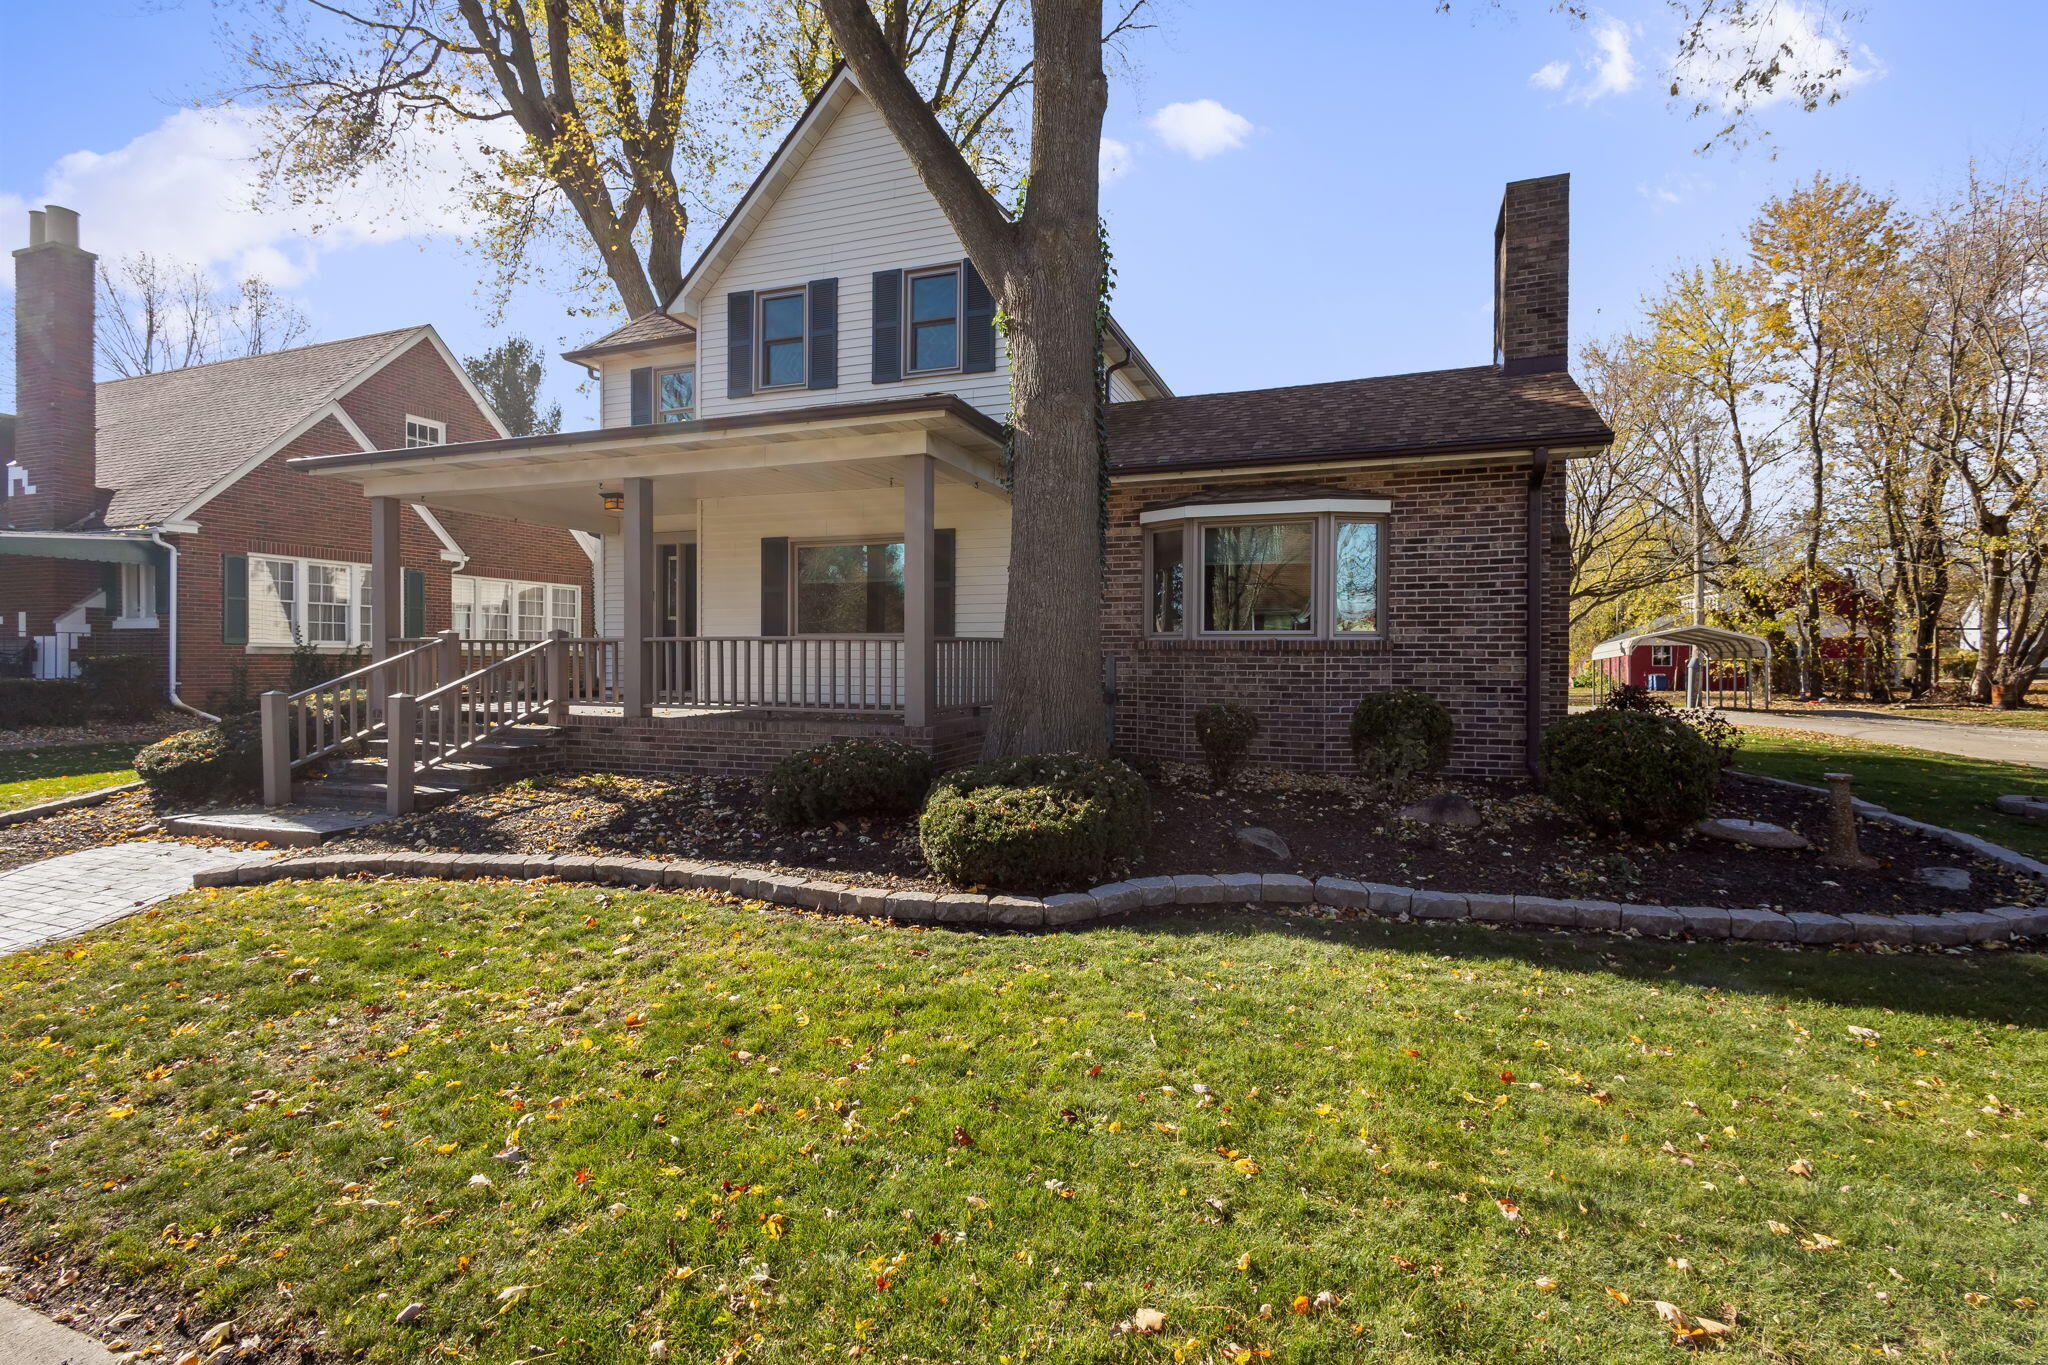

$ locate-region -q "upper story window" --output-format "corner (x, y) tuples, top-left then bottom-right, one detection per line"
(657, 367), (695, 422)
(404, 416), (447, 448)
(906, 266), (961, 374)
(759, 289), (806, 388)
(1143, 499), (1389, 641)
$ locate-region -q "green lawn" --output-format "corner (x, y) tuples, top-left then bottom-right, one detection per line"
(1734, 728), (2048, 859)
(0, 741), (137, 813)
(4, 881), (2043, 1363)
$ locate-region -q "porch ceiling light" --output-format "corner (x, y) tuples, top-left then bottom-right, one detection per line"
(600, 490), (625, 512)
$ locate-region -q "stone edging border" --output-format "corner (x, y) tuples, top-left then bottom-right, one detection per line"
(1729, 770), (2048, 879)
(0, 780), (145, 831)
(190, 849), (2048, 948)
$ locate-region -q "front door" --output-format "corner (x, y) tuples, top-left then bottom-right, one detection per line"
(658, 543), (697, 697)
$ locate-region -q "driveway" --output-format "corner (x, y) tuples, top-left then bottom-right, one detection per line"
(1729, 707), (2048, 771)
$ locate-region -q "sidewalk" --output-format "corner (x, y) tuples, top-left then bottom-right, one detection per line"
(0, 1298), (119, 1365)
(0, 841), (271, 955)
(1730, 707), (2048, 771)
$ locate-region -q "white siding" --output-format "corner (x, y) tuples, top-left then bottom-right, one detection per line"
(599, 533), (625, 637)
(598, 343), (699, 429)
(698, 484), (1009, 636)
(695, 92), (1012, 424)
(1108, 368), (1146, 404)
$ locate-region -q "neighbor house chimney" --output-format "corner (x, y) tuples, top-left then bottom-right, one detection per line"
(8, 205), (97, 531)
(1493, 174), (1569, 376)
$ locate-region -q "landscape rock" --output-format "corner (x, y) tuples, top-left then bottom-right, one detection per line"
(1695, 818), (1809, 850)
(1234, 826), (1293, 860)
(1994, 793), (2048, 822)
(1397, 792), (1481, 829)
(1914, 866), (1972, 892)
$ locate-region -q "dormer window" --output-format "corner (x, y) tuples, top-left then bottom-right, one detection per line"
(906, 265), (961, 374)
(759, 289), (806, 388)
(404, 416), (446, 447)
(657, 366), (695, 422)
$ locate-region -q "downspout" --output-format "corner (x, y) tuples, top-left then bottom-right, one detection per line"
(148, 529), (221, 723)
(1524, 448), (1552, 779)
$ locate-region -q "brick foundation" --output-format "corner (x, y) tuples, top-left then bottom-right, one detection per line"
(559, 707), (988, 778)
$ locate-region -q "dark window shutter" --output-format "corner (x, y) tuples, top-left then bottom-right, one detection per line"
(807, 277), (838, 390)
(760, 536), (790, 636)
(153, 552), (170, 615)
(402, 567), (426, 638)
(962, 259), (997, 374)
(935, 528), (957, 637)
(871, 269), (903, 384)
(629, 366), (654, 425)
(100, 563), (120, 613)
(222, 553), (248, 644)
(726, 291), (756, 398)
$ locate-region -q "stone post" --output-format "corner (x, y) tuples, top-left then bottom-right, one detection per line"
(1820, 771), (1877, 870)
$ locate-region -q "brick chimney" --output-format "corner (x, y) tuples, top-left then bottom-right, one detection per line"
(8, 205), (98, 531)
(1493, 174), (1569, 376)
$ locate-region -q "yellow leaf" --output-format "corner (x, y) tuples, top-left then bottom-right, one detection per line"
(1533, 1277), (1559, 1292)
(1605, 1288), (1631, 1304)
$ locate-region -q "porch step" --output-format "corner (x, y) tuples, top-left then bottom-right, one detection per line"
(292, 778), (464, 811)
(165, 804), (391, 847)
(326, 758), (510, 791)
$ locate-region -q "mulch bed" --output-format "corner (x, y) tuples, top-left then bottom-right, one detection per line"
(0, 712), (195, 754)
(327, 767), (2046, 914)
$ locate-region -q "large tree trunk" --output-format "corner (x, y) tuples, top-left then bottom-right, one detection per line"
(1973, 514), (2011, 703)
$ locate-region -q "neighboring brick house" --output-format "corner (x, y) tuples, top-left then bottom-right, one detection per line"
(0, 205), (594, 715)
(295, 68), (1611, 782)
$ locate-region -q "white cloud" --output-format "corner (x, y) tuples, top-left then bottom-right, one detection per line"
(1099, 137), (1134, 185)
(1529, 60), (1572, 91)
(1147, 99), (1253, 160)
(1637, 171), (1712, 206)
(1674, 0), (1882, 111)
(1572, 15), (1640, 103)
(0, 106), (489, 290)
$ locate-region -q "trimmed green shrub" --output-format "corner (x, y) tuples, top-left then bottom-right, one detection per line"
(1539, 710), (1717, 839)
(77, 653), (159, 717)
(763, 738), (935, 828)
(919, 753), (1152, 889)
(1193, 702), (1260, 789)
(1349, 689), (1453, 786)
(0, 678), (91, 729)
(133, 722), (263, 806)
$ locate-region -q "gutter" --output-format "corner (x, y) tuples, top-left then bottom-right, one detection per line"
(147, 528), (221, 723)
(1525, 449), (1552, 778)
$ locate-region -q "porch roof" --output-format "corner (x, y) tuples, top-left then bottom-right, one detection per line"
(290, 395), (1010, 533)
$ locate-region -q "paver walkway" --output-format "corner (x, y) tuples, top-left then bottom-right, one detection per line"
(0, 841), (268, 955)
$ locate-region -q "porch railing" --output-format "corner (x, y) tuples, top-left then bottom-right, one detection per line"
(260, 636), (448, 805)
(642, 635), (1003, 711)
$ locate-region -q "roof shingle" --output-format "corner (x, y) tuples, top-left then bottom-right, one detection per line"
(1105, 365), (1610, 474)
(561, 312), (696, 363)
(95, 327), (421, 527)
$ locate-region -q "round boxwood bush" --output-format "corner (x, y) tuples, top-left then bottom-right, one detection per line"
(763, 738), (935, 827)
(1349, 689), (1453, 786)
(1539, 709), (1717, 838)
(133, 722), (263, 806)
(1193, 701), (1260, 789)
(919, 753), (1152, 889)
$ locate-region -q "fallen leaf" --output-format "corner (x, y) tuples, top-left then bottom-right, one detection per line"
(1496, 1198), (1522, 1221)
(1786, 1159), (1816, 1179)
(1130, 1308), (1167, 1334)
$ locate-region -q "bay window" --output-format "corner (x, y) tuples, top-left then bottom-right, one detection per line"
(1142, 499), (1389, 640)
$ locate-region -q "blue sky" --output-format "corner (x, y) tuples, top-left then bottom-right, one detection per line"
(3, 1), (2043, 423)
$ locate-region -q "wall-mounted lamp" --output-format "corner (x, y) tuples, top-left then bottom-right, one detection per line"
(600, 490), (625, 512)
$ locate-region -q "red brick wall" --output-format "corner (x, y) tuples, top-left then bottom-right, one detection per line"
(1102, 459), (1570, 780)
(560, 709), (986, 778)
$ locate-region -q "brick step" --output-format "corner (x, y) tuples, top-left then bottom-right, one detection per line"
(292, 778), (463, 810)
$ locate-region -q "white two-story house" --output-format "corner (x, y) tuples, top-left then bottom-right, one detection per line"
(297, 64), (1610, 790)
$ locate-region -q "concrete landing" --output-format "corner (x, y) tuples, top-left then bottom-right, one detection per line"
(163, 805), (388, 846)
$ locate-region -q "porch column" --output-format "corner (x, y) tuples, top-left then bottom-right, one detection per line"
(368, 494), (401, 717)
(621, 476), (654, 719)
(902, 453), (936, 728)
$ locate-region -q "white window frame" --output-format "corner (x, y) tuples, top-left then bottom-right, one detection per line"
(1142, 503), (1390, 642)
(756, 287), (808, 390)
(656, 365), (696, 422)
(404, 415), (447, 448)
(1649, 643), (1674, 668)
(452, 574), (582, 640)
(245, 553), (372, 649)
(112, 561), (158, 628)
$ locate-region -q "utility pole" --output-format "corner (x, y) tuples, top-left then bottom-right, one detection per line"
(1687, 439), (1709, 709)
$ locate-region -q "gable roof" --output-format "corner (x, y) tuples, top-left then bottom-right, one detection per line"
(1105, 365), (1610, 474)
(94, 326), (479, 528)
(561, 311), (696, 365)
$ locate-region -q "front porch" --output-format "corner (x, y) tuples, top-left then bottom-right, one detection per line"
(274, 398), (1011, 806)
